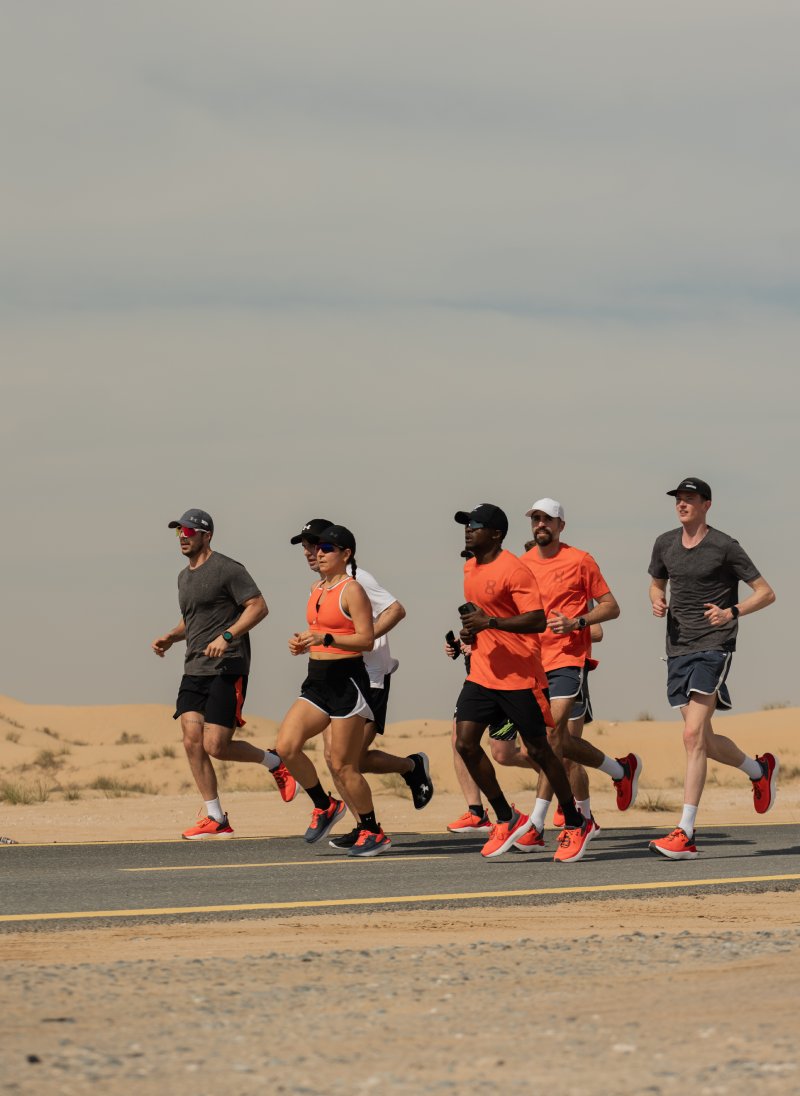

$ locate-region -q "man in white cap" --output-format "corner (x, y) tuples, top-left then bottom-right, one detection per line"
(516, 498), (642, 857)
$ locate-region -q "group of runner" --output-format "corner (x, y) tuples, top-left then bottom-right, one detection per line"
(149, 475), (779, 862)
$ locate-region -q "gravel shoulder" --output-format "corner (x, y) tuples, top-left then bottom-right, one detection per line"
(2, 891), (798, 1094)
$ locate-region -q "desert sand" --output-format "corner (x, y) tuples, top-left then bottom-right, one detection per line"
(1, 695), (798, 1094)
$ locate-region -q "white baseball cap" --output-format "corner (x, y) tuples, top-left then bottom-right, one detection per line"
(525, 498), (565, 520)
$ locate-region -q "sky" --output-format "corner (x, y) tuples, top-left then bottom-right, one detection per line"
(2, 2), (798, 728)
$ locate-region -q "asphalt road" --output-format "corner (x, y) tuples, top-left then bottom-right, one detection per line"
(1, 823), (798, 927)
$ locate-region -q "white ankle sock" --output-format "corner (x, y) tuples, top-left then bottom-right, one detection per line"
(205, 798), (225, 822)
(576, 798), (591, 819)
(530, 799), (550, 832)
(599, 755), (625, 781)
(738, 756), (762, 781)
(262, 749), (281, 772)
(678, 804), (698, 837)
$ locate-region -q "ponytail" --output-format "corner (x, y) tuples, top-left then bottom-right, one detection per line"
(350, 556), (358, 580)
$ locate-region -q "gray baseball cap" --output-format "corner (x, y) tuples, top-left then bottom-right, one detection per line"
(168, 509), (214, 533)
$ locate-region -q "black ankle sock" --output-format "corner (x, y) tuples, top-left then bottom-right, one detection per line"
(469, 804), (485, 819)
(562, 804), (584, 828)
(488, 795), (512, 823)
(359, 811), (379, 833)
(306, 782), (332, 811)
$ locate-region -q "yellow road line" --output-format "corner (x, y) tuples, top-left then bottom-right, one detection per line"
(122, 855), (443, 873)
(2, 873), (798, 924)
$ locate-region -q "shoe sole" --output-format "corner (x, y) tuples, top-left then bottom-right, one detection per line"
(182, 831), (234, 840)
(412, 752), (434, 810)
(482, 816), (533, 858)
(649, 842), (698, 860)
(755, 755), (779, 815)
(618, 753), (642, 811)
(348, 838), (392, 858)
(511, 840), (544, 853)
(553, 823), (597, 863)
(447, 824), (492, 834)
(304, 803), (347, 844)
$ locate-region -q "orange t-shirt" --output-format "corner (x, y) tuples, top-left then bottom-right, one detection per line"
(521, 544), (610, 672)
(463, 550), (549, 699)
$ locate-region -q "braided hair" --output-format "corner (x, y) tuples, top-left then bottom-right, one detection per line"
(349, 556), (358, 580)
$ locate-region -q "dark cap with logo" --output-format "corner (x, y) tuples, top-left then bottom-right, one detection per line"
(316, 524), (356, 554)
(290, 518), (335, 545)
(168, 509), (214, 533)
(454, 503), (509, 538)
(666, 477), (712, 501)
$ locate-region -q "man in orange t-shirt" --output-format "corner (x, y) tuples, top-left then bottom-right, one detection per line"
(519, 498), (642, 845)
(452, 503), (595, 863)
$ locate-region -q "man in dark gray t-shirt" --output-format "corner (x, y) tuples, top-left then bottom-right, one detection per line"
(152, 508), (298, 839)
(646, 478), (778, 862)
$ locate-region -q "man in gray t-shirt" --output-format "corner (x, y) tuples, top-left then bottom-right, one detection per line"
(152, 508), (298, 839)
(646, 478), (778, 862)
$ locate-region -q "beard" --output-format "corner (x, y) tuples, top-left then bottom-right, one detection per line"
(534, 529), (553, 546)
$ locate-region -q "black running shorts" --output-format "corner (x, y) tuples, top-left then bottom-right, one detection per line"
(174, 673), (248, 728)
(300, 658), (375, 721)
(455, 680), (548, 741)
(366, 674), (392, 734)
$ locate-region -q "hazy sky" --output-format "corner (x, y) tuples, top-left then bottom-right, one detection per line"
(2, 2), (798, 728)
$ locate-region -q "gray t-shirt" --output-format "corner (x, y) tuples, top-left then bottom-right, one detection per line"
(648, 527), (760, 655)
(177, 552), (261, 676)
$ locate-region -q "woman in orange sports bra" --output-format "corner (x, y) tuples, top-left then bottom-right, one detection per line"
(275, 524), (391, 857)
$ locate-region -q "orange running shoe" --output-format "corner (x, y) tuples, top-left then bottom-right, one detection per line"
(182, 814), (234, 840)
(447, 809), (492, 834)
(613, 753), (642, 811)
(271, 761), (298, 803)
(553, 804), (566, 828)
(752, 753), (779, 815)
(481, 808), (532, 858)
(512, 825), (544, 851)
(648, 827), (698, 860)
(553, 817), (596, 863)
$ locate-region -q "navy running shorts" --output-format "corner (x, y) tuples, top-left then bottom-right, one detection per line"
(667, 651), (733, 711)
(546, 665), (593, 724)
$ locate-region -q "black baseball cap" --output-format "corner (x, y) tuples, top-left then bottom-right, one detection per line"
(168, 509), (214, 533)
(666, 478), (712, 501)
(290, 518), (335, 545)
(454, 503), (509, 538)
(316, 524), (356, 553)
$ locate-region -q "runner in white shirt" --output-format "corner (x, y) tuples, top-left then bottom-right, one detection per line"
(290, 519), (434, 849)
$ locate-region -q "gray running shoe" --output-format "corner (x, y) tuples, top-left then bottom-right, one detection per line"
(348, 828), (392, 857)
(304, 798), (346, 843)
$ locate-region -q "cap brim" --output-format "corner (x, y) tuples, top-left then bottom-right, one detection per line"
(454, 511), (470, 525)
(289, 534), (303, 544)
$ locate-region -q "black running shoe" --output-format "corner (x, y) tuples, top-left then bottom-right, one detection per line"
(404, 752), (434, 809)
(329, 826), (360, 850)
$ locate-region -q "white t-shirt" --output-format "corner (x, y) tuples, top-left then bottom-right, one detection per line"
(356, 567), (400, 687)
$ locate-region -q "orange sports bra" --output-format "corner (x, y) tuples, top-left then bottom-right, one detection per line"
(306, 577), (356, 655)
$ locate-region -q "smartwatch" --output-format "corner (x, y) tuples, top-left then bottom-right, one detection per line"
(577, 617), (588, 630)
(222, 631), (234, 642)
(487, 617), (498, 629)
(322, 633), (335, 648)
(730, 606), (740, 619)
